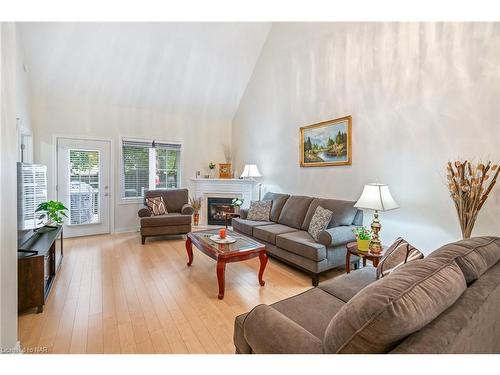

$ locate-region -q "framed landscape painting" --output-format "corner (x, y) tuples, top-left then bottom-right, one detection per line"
(300, 115), (352, 167)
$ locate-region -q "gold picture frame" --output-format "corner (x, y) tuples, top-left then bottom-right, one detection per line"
(300, 115), (352, 167)
(219, 163), (232, 178)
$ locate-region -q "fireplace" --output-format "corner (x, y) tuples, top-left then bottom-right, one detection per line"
(207, 197), (236, 226)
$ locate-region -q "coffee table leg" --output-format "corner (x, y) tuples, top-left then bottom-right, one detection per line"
(258, 251), (268, 286)
(216, 259), (226, 300)
(185, 237), (193, 266)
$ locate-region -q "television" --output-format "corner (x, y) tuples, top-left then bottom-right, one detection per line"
(17, 162), (48, 247)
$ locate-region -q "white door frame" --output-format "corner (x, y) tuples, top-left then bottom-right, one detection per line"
(54, 135), (114, 234)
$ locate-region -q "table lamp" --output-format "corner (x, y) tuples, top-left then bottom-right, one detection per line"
(240, 164), (262, 200)
(354, 183), (399, 253)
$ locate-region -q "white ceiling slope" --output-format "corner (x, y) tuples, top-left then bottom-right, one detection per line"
(18, 22), (271, 119)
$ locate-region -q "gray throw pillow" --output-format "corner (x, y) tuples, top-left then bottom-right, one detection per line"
(308, 206), (333, 241)
(247, 200), (272, 221)
(376, 237), (423, 279)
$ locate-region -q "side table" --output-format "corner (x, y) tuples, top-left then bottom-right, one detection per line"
(224, 212), (241, 228)
(345, 241), (385, 273)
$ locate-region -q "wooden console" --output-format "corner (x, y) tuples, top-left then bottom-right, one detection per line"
(18, 226), (63, 313)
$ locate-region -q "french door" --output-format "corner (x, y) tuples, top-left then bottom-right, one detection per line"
(57, 137), (111, 237)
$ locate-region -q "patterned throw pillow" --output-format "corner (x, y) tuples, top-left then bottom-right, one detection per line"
(308, 206), (334, 241)
(376, 237), (423, 279)
(146, 196), (167, 216)
(246, 200), (272, 221)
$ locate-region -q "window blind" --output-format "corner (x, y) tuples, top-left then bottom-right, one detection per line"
(122, 139), (181, 199)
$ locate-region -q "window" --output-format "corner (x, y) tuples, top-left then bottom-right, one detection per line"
(69, 150), (100, 225)
(122, 139), (181, 199)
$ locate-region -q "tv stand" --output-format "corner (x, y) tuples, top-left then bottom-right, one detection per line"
(18, 225), (63, 313)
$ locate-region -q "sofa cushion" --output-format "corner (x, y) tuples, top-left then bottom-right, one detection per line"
(376, 237), (424, 279)
(308, 206), (333, 241)
(319, 267), (377, 302)
(140, 213), (191, 227)
(247, 200), (272, 221)
(253, 224), (298, 245)
(276, 231), (327, 262)
(427, 236), (500, 283)
(232, 218), (273, 236)
(270, 288), (346, 339)
(317, 226), (356, 247)
(262, 192), (290, 222)
(323, 258), (467, 353)
(302, 198), (358, 230)
(278, 195), (314, 229)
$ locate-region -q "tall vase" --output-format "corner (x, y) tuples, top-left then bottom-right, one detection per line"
(193, 212), (199, 226)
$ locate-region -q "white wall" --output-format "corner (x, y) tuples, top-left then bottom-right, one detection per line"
(0, 22), (19, 350)
(15, 29), (33, 162)
(32, 96), (232, 232)
(232, 22), (500, 253)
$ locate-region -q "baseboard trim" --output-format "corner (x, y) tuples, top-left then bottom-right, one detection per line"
(114, 226), (140, 234)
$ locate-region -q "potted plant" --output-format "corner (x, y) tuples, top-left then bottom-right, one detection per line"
(190, 196), (202, 226)
(208, 162), (216, 178)
(36, 200), (68, 228)
(352, 226), (372, 251)
(231, 198), (244, 214)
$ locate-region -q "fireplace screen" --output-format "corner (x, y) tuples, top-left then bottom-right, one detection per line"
(207, 197), (236, 225)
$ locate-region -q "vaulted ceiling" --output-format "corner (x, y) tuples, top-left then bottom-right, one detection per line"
(18, 22), (271, 120)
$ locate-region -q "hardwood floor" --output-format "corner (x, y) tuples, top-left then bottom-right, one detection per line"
(18, 231), (343, 354)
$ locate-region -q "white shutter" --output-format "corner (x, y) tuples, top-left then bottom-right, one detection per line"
(17, 163), (47, 230)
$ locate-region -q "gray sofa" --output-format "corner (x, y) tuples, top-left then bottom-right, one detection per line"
(232, 192), (363, 286)
(138, 188), (194, 244)
(234, 236), (500, 354)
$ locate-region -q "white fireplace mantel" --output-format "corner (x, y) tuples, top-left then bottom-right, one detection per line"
(189, 178), (256, 225)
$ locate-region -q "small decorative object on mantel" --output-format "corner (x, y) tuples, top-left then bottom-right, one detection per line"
(35, 200), (68, 229)
(190, 196), (202, 226)
(300, 115), (352, 167)
(354, 183), (399, 254)
(447, 160), (499, 239)
(208, 162), (216, 178)
(231, 197), (244, 214)
(219, 163), (232, 179)
(352, 226), (372, 252)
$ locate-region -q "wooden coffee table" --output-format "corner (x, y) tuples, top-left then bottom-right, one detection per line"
(185, 229), (268, 299)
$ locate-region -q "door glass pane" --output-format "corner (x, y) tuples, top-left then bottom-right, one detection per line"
(69, 150), (100, 225)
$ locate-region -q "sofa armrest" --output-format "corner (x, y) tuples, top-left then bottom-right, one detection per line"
(318, 225), (356, 247)
(181, 203), (194, 215)
(239, 208), (249, 219)
(138, 207), (152, 218)
(243, 304), (323, 354)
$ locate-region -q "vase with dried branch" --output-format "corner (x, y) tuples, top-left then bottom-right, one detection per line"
(190, 196), (202, 226)
(447, 160), (499, 239)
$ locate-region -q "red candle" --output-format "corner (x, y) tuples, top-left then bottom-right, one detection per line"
(219, 228), (226, 239)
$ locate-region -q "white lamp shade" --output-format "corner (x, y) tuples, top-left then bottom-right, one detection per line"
(240, 164), (261, 178)
(354, 183), (399, 211)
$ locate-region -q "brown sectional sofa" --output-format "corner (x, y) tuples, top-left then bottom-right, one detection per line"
(234, 236), (500, 354)
(138, 188), (194, 244)
(232, 192), (363, 286)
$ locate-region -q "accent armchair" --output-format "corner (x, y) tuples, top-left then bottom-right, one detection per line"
(138, 188), (194, 244)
